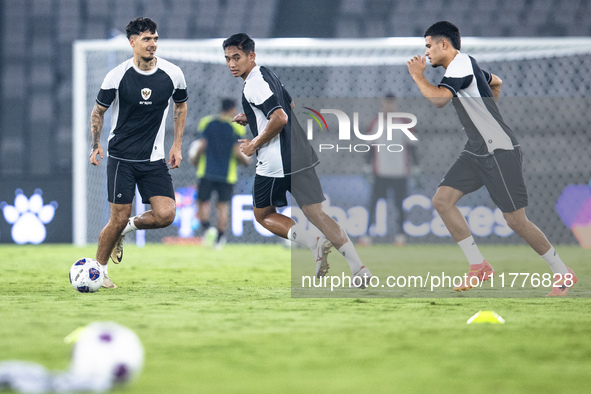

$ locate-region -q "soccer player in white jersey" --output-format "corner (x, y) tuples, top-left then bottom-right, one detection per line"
(407, 21), (576, 296)
(223, 33), (372, 287)
(89, 17), (188, 288)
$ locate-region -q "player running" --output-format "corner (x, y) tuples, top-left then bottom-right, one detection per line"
(223, 33), (372, 287)
(89, 17), (188, 288)
(407, 21), (576, 296)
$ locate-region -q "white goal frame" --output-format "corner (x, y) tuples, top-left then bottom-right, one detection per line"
(72, 36), (591, 246)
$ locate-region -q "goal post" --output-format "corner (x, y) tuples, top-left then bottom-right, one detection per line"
(73, 37), (591, 246)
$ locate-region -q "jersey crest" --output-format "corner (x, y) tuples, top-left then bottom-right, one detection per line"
(141, 88), (152, 100)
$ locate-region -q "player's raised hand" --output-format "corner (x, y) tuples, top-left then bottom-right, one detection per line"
(233, 113), (248, 126)
(168, 145), (182, 169)
(238, 139), (256, 157)
(407, 55), (427, 77)
(90, 145), (103, 166)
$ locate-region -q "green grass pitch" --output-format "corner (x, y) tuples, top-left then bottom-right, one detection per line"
(1, 243), (590, 393)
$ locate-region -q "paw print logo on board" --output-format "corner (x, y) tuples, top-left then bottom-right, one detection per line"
(0, 189), (58, 244)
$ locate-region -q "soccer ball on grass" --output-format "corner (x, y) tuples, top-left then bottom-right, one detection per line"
(69, 258), (104, 292)
(69, 321), (144, 389)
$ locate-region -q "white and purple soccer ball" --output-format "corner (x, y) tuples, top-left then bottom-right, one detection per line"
(69, 322), (144, 390)
(69, 258), (104, 293)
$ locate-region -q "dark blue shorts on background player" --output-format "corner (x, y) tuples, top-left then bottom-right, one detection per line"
(197, 178), (234, 203)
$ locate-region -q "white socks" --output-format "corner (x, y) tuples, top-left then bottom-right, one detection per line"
(121, 216), (139, 236)
(338, 241), (364, 274)
(288, 223), (365, 275)
(457, 236), (485, 266)
(287, 222), (317, 250)
(542, 247), (568, 275)
(458, 236), (568, 276)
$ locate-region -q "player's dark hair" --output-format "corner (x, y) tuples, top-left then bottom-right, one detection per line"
(126, 17), (158, 39)
(424, 21), (461, 50)
(221, 98), (236, 112)
(223, 33), (255, 54)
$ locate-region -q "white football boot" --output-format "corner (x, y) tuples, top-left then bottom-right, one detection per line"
(314, 237), (332, 278)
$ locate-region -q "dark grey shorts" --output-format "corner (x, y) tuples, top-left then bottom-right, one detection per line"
(253, 166), (325, 209)
(440, 147), (528, 213)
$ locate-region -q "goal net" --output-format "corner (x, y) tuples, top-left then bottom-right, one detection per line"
(73, 37), (591, 247)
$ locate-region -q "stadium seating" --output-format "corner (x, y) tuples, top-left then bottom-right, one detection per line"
(1, 0), (590, 177)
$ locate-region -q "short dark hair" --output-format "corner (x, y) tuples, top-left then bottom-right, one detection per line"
(222, 33), (255, 54)
(424, 21), (461, 50)
(126, 17), (158, 39)
(221, 98), (236, 112)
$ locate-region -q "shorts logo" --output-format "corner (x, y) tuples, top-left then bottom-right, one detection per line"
(141, 88), (152, 100)
(117, 193), (122, 198)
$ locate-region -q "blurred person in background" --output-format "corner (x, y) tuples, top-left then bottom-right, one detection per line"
(360, 94), (419, 247)
(190, 98), (250, 250)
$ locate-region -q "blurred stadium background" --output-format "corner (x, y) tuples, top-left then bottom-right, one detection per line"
(1, 0), (591, 246)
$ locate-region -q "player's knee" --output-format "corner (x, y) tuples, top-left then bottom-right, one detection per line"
(163, 210), (176, 226)
(111, 211), (131, 229)
(301, 203), (324, 225)
(432, 194), (451, 213)
(506, 218), (521, 232)
(253, 210), (264, 224)
(504, 213), (525, 232)
(253, 210), (271, 229)
(156, 208), (176, 227)
(254, 211), (271, 227)
(255, 211), (280, 233)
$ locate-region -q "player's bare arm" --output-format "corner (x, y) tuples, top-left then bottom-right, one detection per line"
(90, 103), (108, 166)
(489, 73), (502, 102)
(407, 55), (453, 108)
(169, 101), (187, 169)
(238, 109), (288, 157)
(232, 113), (248, 126)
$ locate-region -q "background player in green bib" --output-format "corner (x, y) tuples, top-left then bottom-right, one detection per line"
(190, 98), (250, 249)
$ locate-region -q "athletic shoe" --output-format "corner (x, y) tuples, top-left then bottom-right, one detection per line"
(351, 266), (372, 289)
(214, 235), (227, 251)
(203, 227), (218, 248)
(110, 234), (125, 264)
(314, 237), (332, 278)
(547, 266), (577, 297)
(453, 260), (495, 292)
(101, 274), (118, 289)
